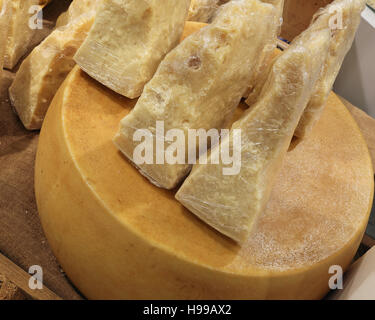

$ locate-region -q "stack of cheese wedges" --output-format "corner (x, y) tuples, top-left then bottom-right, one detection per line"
(31, 0), (373, 300)
(114, 0), (284, 189)
(7, 0), (368, 245)
(177, 0), (367, 242)
(10, 0), (101, 130)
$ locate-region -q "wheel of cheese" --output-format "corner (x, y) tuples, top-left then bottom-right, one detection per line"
(35, 66), (374, 300)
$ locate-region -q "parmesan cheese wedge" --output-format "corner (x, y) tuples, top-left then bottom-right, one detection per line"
(114, 0), (283, 189)
(74, 0), (191, 99)
(294, 0), (366, 138)
(55, 0), (101, 28)
(9, 13), (96, 130)
(176, 29), (331, 243)
(4, 0), (41, 69)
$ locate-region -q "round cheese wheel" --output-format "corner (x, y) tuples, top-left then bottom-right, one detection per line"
(35, 65), (373, 300)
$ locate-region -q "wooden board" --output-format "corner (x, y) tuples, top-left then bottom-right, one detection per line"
(0, 0), (81, 300)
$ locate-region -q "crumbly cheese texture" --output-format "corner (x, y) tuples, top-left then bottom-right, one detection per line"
(9, 13), (95, 130)
(294, 0), (366, 138)
(187, 0), (227, 22)
(114, 0), (283, 189)
(176, 29), (330, 243)
(0, 0), (9, 86)
(55, 0), (101, 28)
(4, 0), (41, 69)
(74, 0), (191, 99)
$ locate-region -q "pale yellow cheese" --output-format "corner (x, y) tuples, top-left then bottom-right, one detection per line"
(9, 13), (95, 130)
(114, 0), (283, 189)
(74, 0), (191, 99)
(176, 29), (330, 243)
(55, 0), (101, 28)
(35, 64), (373, 299)
(188, 0), (220, 22)
(4, 0), (42, 69)
(294, 0), (366, 138)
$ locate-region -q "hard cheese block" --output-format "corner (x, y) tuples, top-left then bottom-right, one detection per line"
(74, 0), (191, 99)
(55, 0), (101, 28)
(114, 0), (283, 189)
(9, 12), (96, 130)
(293, 0), (366, 138)
(35, 65), (373, 299)
(4, 0), (41, 69)
(176, 28), (330, 243)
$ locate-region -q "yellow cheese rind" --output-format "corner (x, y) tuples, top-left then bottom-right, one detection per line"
(294, 0), (366, 138)
(4, 0), (41, 69)
(9, 13), (95, 130)
(176, 29), (330, 243)
(74, 0), (191, 99)
(114, 0), (283, 189)
(35, 65), (373, 299)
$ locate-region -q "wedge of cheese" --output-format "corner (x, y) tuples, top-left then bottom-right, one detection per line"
(4, 0), (42, 69)
(114, 0), (283, 189)
(188, 0), (223, 22)
(9, 13), (96, 130)
(55, 0), (101, 28)
(0, 0), (10, 86)
(176, 28), (330, 243)
(294, 0), (366, 138)
(74, 0), (191, 99)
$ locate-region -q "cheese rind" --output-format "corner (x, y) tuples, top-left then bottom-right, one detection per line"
(114, 0), (283, 189)
(35, 65), (373, 299)
(9, 13), (95, 130)
(176, 29), (330, 243)
(74, 0), (191, 99)
(294, 0), (366, 138)
(4, 0), (41, 69)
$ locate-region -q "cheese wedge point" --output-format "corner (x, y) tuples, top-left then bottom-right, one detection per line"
(9, 13), (96, 130)
(114, 0), (284, 190)
(294, 0), (366, 138)
(74, 0), (191, 99)
(4, 0), (42, 69)
(55, 0), (101, 28)
(176, 28), (331, 243)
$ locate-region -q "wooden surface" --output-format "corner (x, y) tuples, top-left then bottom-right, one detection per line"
(0, 0), (373, 300)
(0, 252), (61, 300)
